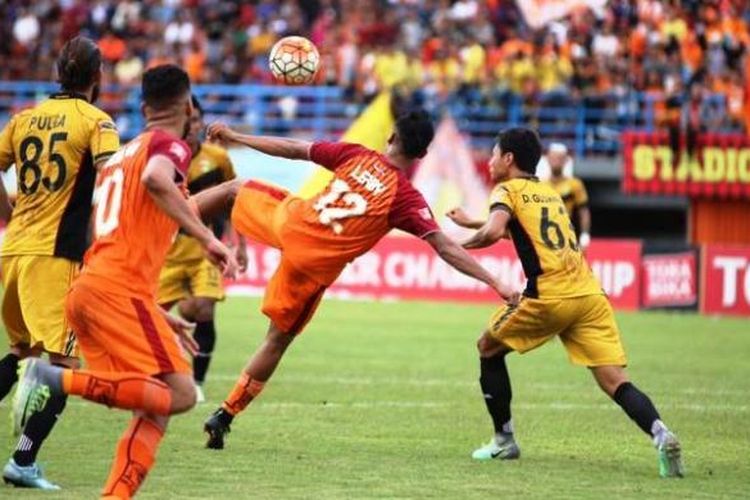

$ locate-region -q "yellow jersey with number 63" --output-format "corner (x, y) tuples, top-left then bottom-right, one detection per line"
(489, 177), (601, 299)
(0, 92), (120, 261)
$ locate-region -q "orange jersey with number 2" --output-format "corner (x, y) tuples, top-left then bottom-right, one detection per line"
(281, 142), (439, 284)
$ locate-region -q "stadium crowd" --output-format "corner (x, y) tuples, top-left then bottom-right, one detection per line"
(1, 0), (749, 134)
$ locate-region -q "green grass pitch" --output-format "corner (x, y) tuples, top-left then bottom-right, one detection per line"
(1, 297), (749, 499)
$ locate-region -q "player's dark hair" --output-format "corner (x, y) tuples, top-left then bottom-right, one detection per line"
(142, 64), (191, 110)
(496, 128), (542, 174)
(56, 36), (101, 92)
(191, 94), (203, 116)
(395, 110), (434, 159)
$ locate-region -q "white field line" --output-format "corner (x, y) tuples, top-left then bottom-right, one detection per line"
(207, 373), (750, 397)
(0, 399), (746, 412)
(0, 400), (740, 412)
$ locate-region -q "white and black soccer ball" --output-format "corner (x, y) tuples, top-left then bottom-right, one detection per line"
(268, 36), (320, 86)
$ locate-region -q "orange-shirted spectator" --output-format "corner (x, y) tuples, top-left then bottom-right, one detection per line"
(98, 31), (127, 63)
(628, 23), (648, 59)
(681, 33), (704, 73)
(184, 41), (207, 83)
(722, 72), (745, 128)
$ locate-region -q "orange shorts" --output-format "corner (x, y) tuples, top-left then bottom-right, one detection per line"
(232, 181), (326, 334)
(65, 280), (191, 375)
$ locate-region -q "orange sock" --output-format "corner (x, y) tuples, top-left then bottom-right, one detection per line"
(102, 417), (164, 499)
(221, 372), (265, 416)
(62, 370), (171, 416)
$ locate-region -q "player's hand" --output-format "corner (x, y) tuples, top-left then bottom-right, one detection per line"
(206, 122), (237, 145)
(234, 241), (249, 273)
(493, 280), (520, 305)
(205, 237), (239, 279)
(161, 311), (199, 356)
(446, 207), (471, 228)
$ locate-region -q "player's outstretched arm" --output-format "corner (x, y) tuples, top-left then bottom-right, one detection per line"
(142, 155), (238, 278)
(207, 122), (311, 160)
(425, 231), (516, 301)
(191, 179), (242, 220)
(446, 207), (485, 229)
(461, 209), (510, 250)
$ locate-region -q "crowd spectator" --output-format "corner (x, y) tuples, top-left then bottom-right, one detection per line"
(0, 0), (748, 136)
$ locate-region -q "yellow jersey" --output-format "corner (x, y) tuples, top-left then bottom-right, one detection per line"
(166, 142), (236, 262)
(548, 176), (588, 218)
(489, 177), (601, 299)
(0, 92), (120, 261)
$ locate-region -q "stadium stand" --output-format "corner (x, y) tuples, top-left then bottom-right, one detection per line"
(0, 0), (748, 155)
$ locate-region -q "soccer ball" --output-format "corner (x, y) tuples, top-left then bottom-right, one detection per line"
(268, 36), (320, 85)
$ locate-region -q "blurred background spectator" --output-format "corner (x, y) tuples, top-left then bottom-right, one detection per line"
(0, 0), (748, 138)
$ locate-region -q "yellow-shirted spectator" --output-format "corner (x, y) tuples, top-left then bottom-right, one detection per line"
(404, 53), (425, 90)
(660, 16), (688, 42)
(374, 48), (409, 89)
(536, 52), (573, 92)
(249, 24), (276, 56)
(428, 49), (461, 94)
(460, 42), (486, 85)
(498, 52), (535, 94)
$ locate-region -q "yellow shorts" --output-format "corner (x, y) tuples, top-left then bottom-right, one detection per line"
(487, 294), (627, 367)
(157, 256), (225, 306)
(1, 255), (78, 356)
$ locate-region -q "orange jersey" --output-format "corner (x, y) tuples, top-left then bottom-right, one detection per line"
(280, 142), (439, 284)
(80, 129), (191, 298)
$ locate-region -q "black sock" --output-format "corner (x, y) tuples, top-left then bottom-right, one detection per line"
(613, 382), (661, 436)
(193, 320), (216, 384)
(479, 353), (513, 435)
(0, 353), (20, 401)
(13, 392), (68, 466)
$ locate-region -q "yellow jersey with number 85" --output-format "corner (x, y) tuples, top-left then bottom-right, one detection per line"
(489, 177), (601, 299)
(0, 92), (120, 261)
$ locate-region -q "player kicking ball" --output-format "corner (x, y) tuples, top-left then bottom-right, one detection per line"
(14, 65), (237, 498)
(201, 111), (517, 449)
(446, 128), (683, 478)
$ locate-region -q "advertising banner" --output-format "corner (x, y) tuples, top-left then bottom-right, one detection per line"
(227, 237), (642, 310)
(701, 245), (750, 316)
(641, 251), (698, 308)
(622, 131), (750, 200)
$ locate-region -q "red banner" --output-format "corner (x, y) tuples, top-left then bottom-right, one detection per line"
(226, 236), (642, 310)
(622, 131), (750, 200)
(701, 245), (750, 316)
(641, 252), (698, 308)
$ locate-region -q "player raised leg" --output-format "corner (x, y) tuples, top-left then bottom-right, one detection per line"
(0, 36), (121, 490)
(204, 322), (291, 449)
(202, 113), (516, 450)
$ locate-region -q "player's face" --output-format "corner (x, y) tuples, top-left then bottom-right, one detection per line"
(548, 151), (567, 173)
(489, 144), (510, 182)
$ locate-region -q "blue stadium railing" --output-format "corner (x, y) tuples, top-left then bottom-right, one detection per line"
(0, 82), (733, 157)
